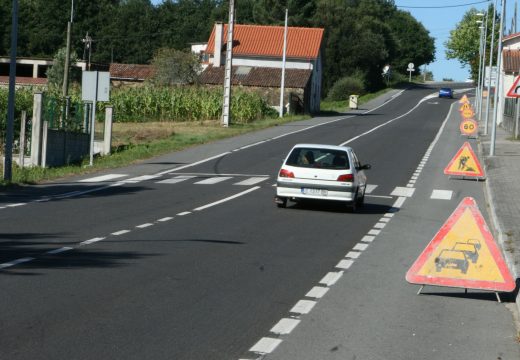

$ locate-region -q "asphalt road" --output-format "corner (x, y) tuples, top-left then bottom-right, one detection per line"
(1, 84), (517, 360)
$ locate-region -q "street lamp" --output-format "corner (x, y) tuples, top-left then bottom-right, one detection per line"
(485, 0), (498, 136)
(476, 14), (485, 112)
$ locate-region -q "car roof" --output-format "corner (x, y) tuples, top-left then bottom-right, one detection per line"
(440, 87), (452, 91)
(291, 143), (353, 152)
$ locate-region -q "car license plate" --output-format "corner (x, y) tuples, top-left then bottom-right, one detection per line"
(301, 188), (328, 196)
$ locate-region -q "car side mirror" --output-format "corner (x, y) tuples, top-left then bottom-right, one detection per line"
(358, 164), (371, 170)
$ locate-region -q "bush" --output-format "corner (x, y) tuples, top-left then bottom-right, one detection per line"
(327, 75), (366, 101)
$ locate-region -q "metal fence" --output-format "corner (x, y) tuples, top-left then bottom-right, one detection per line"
(42, 96), (91, 133)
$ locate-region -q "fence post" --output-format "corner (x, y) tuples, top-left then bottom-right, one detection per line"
(103, 106), (113, 155)
(41, 121), (48, 168)
(30, 92), (43, 166)
(18, 110), (26, 168)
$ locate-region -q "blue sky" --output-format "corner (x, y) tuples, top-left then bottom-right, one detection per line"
(152, 0), (516, 82)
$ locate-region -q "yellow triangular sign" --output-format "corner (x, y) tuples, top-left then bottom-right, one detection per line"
(406, 197), (516, 292)
(459, 94), (469, 104)
(444, 142), (485, 178)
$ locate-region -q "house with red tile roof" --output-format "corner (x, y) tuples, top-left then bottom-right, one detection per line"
(199, 23), (324, 114)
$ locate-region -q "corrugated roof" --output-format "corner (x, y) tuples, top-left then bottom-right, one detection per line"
(109, 63), (155, 80)
(199, 65), (312, 88)
(206, 24), (324, 59)
(503, 49), (520, 73)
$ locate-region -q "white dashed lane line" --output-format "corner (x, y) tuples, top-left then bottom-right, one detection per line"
(270, 318), (301, 335)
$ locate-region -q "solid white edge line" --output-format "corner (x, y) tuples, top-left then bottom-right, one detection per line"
(193, 186), (260, 211)
(157, 152), (232, 175)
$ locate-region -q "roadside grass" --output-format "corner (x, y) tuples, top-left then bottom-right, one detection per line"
(320, 88), (394, 114)
(0, 114), (308, 186)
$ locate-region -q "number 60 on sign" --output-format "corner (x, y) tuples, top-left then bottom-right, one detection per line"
(460, 119), (478, 136)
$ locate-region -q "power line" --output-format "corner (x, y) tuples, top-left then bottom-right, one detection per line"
(398, 0), (490, 9)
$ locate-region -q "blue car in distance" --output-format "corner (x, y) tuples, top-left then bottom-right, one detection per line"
(439, 87), (454, 98)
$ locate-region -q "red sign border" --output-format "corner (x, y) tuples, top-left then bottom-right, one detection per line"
(443, 142), (485, 177)
(506, 75), (520, 98)
(406, 197), (516, 292)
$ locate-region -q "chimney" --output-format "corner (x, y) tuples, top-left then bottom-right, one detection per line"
(213, 22), (223, 67)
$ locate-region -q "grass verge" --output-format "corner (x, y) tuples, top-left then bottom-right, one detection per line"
(0, 114), (308, 186)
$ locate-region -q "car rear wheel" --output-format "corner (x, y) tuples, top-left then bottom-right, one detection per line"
(356, 190), (365, 208)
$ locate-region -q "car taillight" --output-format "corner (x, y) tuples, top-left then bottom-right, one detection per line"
(337, 174), (353, 182)
(279, 169), (295, 178)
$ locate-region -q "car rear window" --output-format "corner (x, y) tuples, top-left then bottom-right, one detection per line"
(286, 148), (350, 169)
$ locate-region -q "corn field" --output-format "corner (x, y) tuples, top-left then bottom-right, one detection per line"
(106, 86), (275, 123)
(1, 86), (276, 143)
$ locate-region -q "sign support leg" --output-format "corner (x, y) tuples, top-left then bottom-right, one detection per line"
(417, 285), (424, 295)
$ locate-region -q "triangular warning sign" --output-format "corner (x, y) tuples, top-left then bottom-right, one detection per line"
(506, 75), (520, 98)
(444, 142), (485, 178)
(459, 94), (469, 104)
(406, 197), (516, 292)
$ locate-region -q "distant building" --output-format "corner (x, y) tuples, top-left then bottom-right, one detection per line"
(498, 32), (520, 132)
(199, 23), (324, 114)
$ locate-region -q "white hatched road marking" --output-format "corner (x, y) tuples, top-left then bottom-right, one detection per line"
(193, 187), (260, 211)
(391, 186), (415, 197)
(79, 174), (127, 183)
(112, 230), (131, 236)
(0, 257), (35, 269)
(365, 184), (378, 194)
(195, 176), (232, 185)
(346, 251), (361, 259)
(431, 189), (453, 200)
(306, 286), (329, 299)
(353, 243), (369, 251)
(124, 175), (160, 183)
(270, 318), (301, 335)
(290, 300), (316, 314)
(361, 235), (375, 243)
(250, 337), (283, 355)
(319, 271), (343, 286)
(80, 237), (105, 246)
(46, 247), (73, 255)
(233, 177), (269, 186)
(336, 259), (354, 270)
(156, 175), (196, 184)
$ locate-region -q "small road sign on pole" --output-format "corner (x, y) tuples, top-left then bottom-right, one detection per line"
(407, 62), (415, 82)
(506, 75), (520, 98)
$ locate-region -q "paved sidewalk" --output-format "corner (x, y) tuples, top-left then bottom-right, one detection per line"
(478, 121), (520, 313)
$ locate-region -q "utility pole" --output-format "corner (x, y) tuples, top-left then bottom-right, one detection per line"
(491, 0), (506, 156)
(279, 9), (289, 118)
(4, 0), (18, 182)
(221, 0), (235, 127)
(62, 0), (74, 98)
(82, 33), (93, 70)
(485, 0), (498, 136)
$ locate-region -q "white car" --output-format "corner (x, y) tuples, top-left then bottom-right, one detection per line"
(275, 144), (371, 211)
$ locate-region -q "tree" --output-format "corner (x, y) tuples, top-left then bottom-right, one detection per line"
(445, 5), (498, 80)
(387, 10), (435, 74)
(46, 47), (78, 90)
(149, 48), (201, 85)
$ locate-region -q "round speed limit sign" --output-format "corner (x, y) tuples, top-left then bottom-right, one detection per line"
(460, 119), (478, 136)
